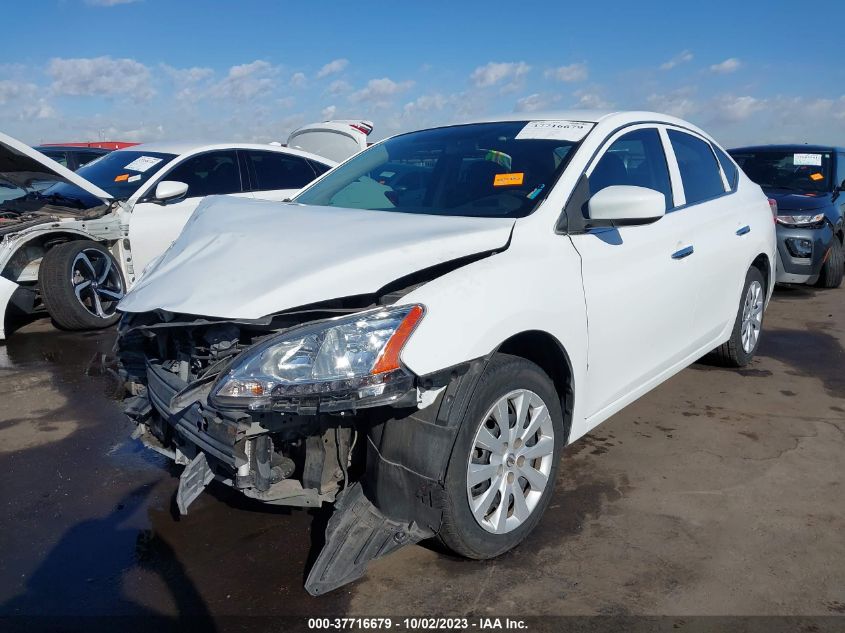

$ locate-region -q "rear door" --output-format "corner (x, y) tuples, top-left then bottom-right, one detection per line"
(665, 128), (747, 346)
(568, 125), (699, 422)
(128, 150), (249, 276)
(242, 150), (322, 201)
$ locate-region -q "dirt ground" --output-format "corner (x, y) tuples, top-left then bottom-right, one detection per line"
(0, 285), (843, 629)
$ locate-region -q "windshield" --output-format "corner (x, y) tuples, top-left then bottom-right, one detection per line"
(41, 150), (177, 203)
(294, 121), (586, 218)
(730, 150), (833, 193)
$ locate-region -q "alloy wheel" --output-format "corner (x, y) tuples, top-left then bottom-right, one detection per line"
(71, 248), (125, 319)
(741, 279), (763, 353)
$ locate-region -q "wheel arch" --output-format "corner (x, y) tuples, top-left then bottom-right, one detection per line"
(750, 252), (772, 297)
(0, 229), (106, 282)
(495, 329), (575, 444)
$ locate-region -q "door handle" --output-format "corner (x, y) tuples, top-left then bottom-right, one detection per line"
(736, 225), (751, 236)
(671, 245), (694, 260)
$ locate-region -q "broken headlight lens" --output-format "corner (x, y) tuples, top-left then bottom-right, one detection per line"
(210, 304), (424, 411)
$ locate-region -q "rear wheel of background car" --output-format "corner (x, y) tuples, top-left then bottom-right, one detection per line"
(437, 353), (565, 559)
(39, 240), (125, 331)
(709, 266), (766, 367)
(814, 237), (843, 289)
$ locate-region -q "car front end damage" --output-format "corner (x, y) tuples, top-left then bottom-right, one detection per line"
(117, 301), (487, 595)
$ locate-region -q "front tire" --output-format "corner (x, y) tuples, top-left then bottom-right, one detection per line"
(437, 354), (565, 559)
(710, 266), (766, 367)
(815, 238), (844, 289)
(39, 240), (125, 331)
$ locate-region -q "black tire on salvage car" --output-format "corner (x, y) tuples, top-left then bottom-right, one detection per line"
(39, 240), (125, 331)
(815, 237), (844, 289)
(709, 266), (766, 367)
(437, 353), (565, 559)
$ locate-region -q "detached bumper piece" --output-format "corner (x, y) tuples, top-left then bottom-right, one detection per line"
(177, 452), (214, 515)
(305, 482), (434, 596)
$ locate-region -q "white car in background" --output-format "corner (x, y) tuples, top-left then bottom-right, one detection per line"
(117, 111), (777, 595)
(0, 121), (375, 338)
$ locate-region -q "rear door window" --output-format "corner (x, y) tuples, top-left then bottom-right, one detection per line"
(668, 130), (727, 205)
(245, 150), (317, 191)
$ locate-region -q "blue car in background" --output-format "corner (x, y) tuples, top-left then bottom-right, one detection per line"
(729, 145), (844, 288)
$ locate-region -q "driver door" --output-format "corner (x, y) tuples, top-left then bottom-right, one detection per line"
(127, 150), (249, 279)
(568, 126), (699, 425)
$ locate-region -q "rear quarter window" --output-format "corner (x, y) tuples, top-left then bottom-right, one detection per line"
(713, 145), (739, 191)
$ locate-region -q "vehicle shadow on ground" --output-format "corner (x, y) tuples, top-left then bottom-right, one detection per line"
(0, 483), (216, 628)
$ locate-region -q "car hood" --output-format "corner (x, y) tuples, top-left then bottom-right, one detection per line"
(765, 190), (831, 212)
(118, 196), (514, 319)
(0, 131), (112, 203)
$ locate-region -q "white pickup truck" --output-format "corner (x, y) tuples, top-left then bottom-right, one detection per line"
(0, 120), (371, 338)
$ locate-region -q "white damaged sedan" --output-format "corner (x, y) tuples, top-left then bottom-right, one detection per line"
(117, 111), (776, 595)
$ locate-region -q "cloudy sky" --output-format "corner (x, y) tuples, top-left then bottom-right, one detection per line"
(1, 0), (843, 148)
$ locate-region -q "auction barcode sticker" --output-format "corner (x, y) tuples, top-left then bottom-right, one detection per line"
(515, 120), (594, 142)
(794, 153), (822, 166)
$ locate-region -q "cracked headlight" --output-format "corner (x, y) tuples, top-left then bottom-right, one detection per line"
(210, 304), (424, 412)
(776, 213), (825, 227)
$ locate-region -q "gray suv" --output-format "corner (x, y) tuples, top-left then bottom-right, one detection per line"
(729, 145), (844, 288)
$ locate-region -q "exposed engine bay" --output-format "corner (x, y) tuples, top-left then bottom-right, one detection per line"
(117, 282), (490, 595)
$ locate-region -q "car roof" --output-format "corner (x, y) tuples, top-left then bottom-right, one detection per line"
(729, 144), (845, 153)
(110, 141), (337, 165)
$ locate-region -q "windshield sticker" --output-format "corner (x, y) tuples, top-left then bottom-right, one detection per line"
(526, 184), (545, 200)
(794, 153), (822, 166)
(128, 174), (142, 182)
(485, 150), (513, 170)
(810, 173), (824, 181)
(515, 120), (594, 142)
(493, 172), (524, 187)
(114, 174), (129, 182)
(123, 156), (164, 172)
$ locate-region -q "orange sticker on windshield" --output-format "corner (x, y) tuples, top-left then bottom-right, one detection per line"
(493, 172), (524, 187)
(810, 173), (824, 181)
(114, 174), (129, 182)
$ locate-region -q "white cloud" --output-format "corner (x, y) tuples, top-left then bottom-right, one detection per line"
(350, 77), (414, 106)
(646, 88), (698, 118)
(321, 105), (337, 119)
(544, 63), (588, 82)
(327, 79), (351, 96)
(710, 95), (765, 122)
(162, 65), (214, 103)
(290, 72), (307, 88)
(514, 93), (560, 113)
(710, 58), (741, 74)
(660, 50), (693, 71)
(470, 61), (530, 88)
(210, 60), (279, 101)
(48, 56), (154, 99)
(0, 80), (37, 104)
(316, 58), (349, 79)
(85, 0), (141, 5)
(573, 89), (612, 109)
(403, 93), (448, 116)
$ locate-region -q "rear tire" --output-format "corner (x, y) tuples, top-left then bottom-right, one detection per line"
(39, 240), (125, 331)
(437, 353), (565, 559)
(709, 266), (765, 367)
(815, 238), (843, 289)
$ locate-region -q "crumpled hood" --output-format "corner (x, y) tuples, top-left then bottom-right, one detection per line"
(766, 190), (831, 212)
(119, 196), (514, 319)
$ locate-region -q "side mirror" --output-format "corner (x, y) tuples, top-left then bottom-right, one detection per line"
(588, 185), (666, 225)
(154, 180), (189, 202)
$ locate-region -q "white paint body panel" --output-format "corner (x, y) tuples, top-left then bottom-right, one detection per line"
(117, 110), (777, 443)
